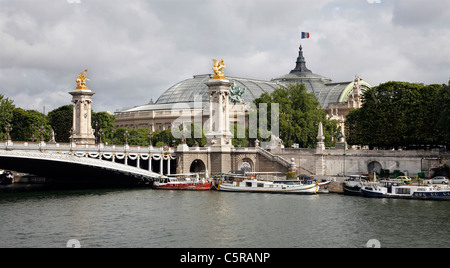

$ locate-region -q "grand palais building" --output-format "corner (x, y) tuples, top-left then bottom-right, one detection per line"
(114, 43), (372, 137)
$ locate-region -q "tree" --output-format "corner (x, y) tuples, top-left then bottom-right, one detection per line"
(185, 123), (206, 147)
(346, 81), (446, 149)
(92, 111), (116, 144)
(10, 108), (51, 141)
(112, 128), (149, 146)
(48, 105), (73, 143)
(436, 81), (450, 147)
(151, 129), (175, 147)
(253, 83), (337, 148)
(0, 94), (15, 140)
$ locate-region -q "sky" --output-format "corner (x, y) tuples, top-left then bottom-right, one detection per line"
(1, 0), (449, 114)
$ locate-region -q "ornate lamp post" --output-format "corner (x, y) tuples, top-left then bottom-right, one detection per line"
(5, 123), (13, 148)
(148, 131), (153, 147)
(98, 128), (104, 145)
(39, 125), (45, 142)
(94, 121), (99, 144)
(5, 123), (12, 141)
(69, 127), (75, 151)
(335, 130), (346, 177)
(124, 130), (129, 146)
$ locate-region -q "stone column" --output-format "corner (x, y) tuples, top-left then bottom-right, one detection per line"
(204, 78), (234, 175)
(205, 78), (233, 148)
(69, 79), (96, 145)
(315, 122), (326, 176)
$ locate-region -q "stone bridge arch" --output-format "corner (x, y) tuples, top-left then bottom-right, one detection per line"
(234, 153), (257, 173)
(190, 159), (206, 173)
(368, 161), (382, 174)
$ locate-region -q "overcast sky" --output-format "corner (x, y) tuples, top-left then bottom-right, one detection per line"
(1, 0), (449, 113)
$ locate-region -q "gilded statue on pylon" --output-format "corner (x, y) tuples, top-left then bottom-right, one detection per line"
(76, 69), (90, 89)
(212, 59), (226, 80)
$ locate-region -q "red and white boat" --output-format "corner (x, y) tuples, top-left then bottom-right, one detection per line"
(153, 173), (212, 191)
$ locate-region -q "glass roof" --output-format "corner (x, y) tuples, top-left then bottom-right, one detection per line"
(120, 45), (372, 114)
(156, 74), (280, 105)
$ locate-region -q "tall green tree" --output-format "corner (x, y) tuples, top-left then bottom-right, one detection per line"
(346, 81), (446, 149)
(0, 94), (15, 140)
(253, 83), (337, 148)
(92, 111), (116, 144)
(436, 81), (450, 146)
(48, 105), (73, 143)
(184, 123), (206, 147)
(112, 128), (149, 146)
(10, 108), (51, 141)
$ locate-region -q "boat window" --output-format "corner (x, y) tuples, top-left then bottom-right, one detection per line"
(257, 183), (264, 188)
(396, 188), (410, 195)
(246, 182), (252, 187)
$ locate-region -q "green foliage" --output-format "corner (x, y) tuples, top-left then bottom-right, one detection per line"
(0, 94), (15, 140)
(47, 105), (73, 142)
(92, 111), (116, 144)
(185, 123), (207, 147)
(231, 123), (250, 147)
(112, 128), (149, 146)
(286, 171), (297, 178)
(151, 129), (174, 147)
(253, 83), (337, 148)
(346, 81), (450, 148)
(10, 108), (51, 141)
(436, 82), (450, 146)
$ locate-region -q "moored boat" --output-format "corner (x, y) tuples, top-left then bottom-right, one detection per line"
(218, 179), (320, 194)
(153, 173), (212, 190)
(303, 179), (331, 194)
(0, 170), (14, 185)
(360, 182), (450, 200)
(343, 175), (370, 196)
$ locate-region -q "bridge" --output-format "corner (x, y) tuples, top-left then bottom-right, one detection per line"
(0, 141), (175, 186)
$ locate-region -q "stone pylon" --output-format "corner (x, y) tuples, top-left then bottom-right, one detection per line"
(69, 70), (96, 145)
(205, 78), (233, 149)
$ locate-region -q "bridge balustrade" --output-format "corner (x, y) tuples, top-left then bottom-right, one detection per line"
(0, 141), (177, 176)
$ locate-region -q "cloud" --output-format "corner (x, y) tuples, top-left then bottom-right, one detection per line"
(0, 0), (449, 114)
(392, 0), (450, 28)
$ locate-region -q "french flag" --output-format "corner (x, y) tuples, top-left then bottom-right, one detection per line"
(301, 32), (310, 39)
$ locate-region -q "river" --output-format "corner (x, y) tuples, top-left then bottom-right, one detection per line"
(0, 185), (449, 248)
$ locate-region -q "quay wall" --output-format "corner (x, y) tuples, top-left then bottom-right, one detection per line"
(276, 147), (445, 177)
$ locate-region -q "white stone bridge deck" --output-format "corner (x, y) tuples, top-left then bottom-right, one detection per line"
(0, 141), (175, 186)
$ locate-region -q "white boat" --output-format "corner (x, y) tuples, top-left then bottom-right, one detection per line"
(218, 179), (320, 194)
(360, 182), (450, 200)
(343, 175), (370, 196)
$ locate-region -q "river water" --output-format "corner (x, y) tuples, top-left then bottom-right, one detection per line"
(0, 186), (449, 248)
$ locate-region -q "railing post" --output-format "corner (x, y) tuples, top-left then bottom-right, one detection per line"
(149, 156), (152, 172)
(167, 157), (171, 175)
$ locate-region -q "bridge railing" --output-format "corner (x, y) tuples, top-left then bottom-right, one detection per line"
(0, 141), (175, 155)
(0, 141), (178, 175)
